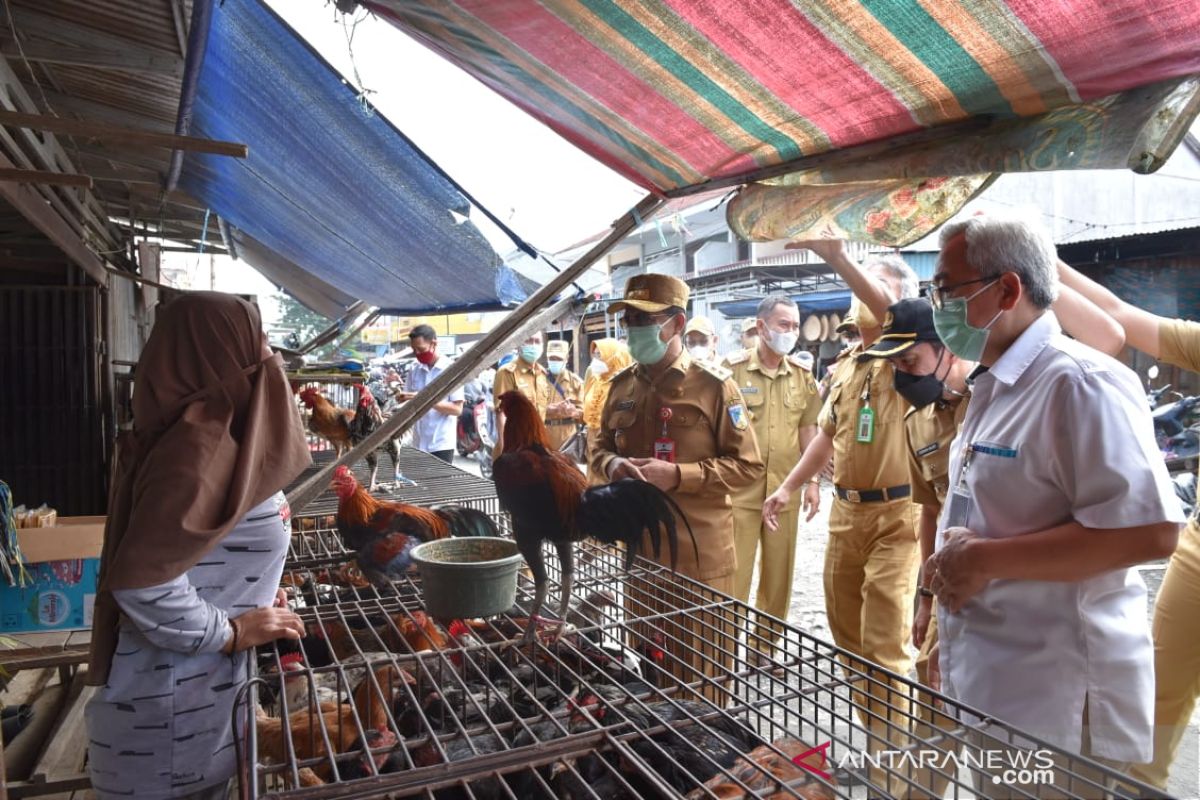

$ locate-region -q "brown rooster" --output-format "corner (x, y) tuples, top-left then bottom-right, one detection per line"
(492, 390), (697, 644)
(684, 736), (836, 800)
(331, 465), (498, 587)
(298, 386), (355, 456)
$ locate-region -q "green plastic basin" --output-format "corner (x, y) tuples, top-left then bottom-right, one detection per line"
(410, 537), (522, 619)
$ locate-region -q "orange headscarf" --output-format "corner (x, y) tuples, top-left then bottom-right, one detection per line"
(88, 292), (311, 684)
(582, 338), (632, 430)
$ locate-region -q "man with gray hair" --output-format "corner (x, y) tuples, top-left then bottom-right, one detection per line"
(723, 294), (821, 662)
(925, 213), (1182, 788)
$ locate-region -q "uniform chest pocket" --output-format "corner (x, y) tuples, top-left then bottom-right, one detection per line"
(608, 409), (638, 432)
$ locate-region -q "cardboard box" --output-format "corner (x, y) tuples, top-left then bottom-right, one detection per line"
(1, 517), (105, 634)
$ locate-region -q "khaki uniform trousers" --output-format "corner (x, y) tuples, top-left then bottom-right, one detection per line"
(1131, 520), (1200, 789)
(823, 496), (919, 752)
(625, 572), (735, 707)
(732, 502), (798, 655)
(545, 420), (577, 452)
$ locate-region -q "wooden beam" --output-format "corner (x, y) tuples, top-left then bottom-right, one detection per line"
(77, 159), (161, 186)
(0, 166), (91, 187)
(38, 90), (175, 133)
(74, 143), (170, 173)
(0, 40), (183, 76)
(0, 149), (106, 284)
(285, 192), (665, 513)
(0, 110), (248, 158)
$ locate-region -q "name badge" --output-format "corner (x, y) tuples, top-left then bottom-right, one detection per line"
(916, 442), (939, 457)
(855, 406), (875, 443)
(616, 399), (635, 411)
(741, 386), (759, 394)
(946, 486), (973, 529)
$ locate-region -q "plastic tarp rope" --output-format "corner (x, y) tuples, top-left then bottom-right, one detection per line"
(178, 0), (522, 315)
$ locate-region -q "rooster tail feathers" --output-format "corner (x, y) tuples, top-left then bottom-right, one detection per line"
(432, 505), (499, 539)
(576, 479), (698, 572)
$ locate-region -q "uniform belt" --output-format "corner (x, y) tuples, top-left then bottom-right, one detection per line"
(834, 484), (911, 503)
(546, 419), (577, 426)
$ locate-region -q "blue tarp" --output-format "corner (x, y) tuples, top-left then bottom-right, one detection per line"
(178, 0), (524, 315)
(714, 288), (851, 318)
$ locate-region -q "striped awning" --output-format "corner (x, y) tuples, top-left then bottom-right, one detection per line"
(363, 1), (1200, 197)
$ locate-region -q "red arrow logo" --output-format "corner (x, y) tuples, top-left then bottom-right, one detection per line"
(792, 741), (832, 780)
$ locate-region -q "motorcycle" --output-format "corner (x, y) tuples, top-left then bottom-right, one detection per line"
(456, 378), (495, 479)
(1148, 383), (1182, 410)
(1163, 424), (1200, 474)
(1172, 471), (1197, 520)
(1153, 394), (1200, 449)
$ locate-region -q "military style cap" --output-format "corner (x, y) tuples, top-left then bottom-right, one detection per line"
(608, 273), (689, 314)
(859, 298), (941, 359)
(835, 310), (857, 333)
(684, 316), (715, 336)
(740, 318), (758, 333)
(546, 339), (570, 358)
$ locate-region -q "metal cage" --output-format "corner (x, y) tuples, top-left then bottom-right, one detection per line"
(242, 519), (1172, 800)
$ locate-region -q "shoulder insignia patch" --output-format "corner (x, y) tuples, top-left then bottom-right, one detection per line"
(724, 349), (750, 366)
(696, 360), (732, 381)
(728, 401), (749, 430)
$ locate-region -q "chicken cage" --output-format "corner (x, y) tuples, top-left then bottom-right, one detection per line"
(242, 509), (1173, 800)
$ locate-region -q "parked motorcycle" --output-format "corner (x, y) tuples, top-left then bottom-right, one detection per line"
(1163, 424), (1200, 474)
(1172, 471), (1197, 520)
(456, 378), (494, 478)
(1148, 383), (1183, 410)
(1153, 394), (1200, 448)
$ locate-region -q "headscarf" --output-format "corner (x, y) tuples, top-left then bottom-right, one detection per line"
(582, 338), (633, 430)
(87, 292), (311, 684)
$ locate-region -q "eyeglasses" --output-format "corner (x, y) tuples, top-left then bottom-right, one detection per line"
(922, 278), (995, 310)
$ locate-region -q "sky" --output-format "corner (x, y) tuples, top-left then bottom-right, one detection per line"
(162, 1), (642, 326)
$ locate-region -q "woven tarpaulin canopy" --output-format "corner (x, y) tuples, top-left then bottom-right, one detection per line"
(364, 0), (1200, 244)
(179, 0), (524, 316)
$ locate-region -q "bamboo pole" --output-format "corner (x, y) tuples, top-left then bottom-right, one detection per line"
(285, 192), (664, 513)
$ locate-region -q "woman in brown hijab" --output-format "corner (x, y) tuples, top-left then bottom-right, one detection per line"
(85, 292), (311, 800)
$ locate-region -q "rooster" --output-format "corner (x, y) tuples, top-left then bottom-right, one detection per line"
(299, 386), (407, 490)
(492, 390), (697, 644)
(332, 465), (498, 587)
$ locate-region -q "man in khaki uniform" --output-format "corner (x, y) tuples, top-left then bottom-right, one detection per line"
(859, 298), (972, 798)
(740, 317), (759, 351)
(493, 331), (552, 456)
(591, 273), (763, 703)
(763, 242), (920, 779)
(723, 295), (821, 660)
(543, 339), (584, 452)
(684, 315), (717, 361)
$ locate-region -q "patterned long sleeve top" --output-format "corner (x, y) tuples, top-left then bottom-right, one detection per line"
(85, 493), (290, 799)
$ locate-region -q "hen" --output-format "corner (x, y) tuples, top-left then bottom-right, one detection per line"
(298, 387), (355, 456)
(332, 465), (498, 587)
(492, 390), (696, 643)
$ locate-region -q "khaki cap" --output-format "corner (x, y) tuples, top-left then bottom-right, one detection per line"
(740, 318), (758, 334)
(609, 273), (689, 314)
(545, 340), (570, 358)
(684, 316), (715, 336)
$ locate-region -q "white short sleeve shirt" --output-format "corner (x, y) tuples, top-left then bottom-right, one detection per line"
(407, 355), (465, 454)
(937, 311), (1184, 762)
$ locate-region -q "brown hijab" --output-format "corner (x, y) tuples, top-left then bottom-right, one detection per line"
(87, 292), (311, 685)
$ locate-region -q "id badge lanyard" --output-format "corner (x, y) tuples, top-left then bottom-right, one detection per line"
(945, 444), (975, 529)
(653, 406), (676, 463)
(855, 369), (875, 444)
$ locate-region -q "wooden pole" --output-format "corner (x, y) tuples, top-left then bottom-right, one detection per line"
(0, 167), (92, 187)
(0, 110), (248, 158)
(285, 192), (664, 513)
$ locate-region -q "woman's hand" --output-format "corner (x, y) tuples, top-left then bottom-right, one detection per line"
(224, 607), (305, 653)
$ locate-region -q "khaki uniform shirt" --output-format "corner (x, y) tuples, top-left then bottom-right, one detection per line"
(723, 348), (821, 508)
(905, 395), (970, 507)
(817, 345), (910, 491)
(590, 350), (764, 581)
(493, 359), (553, 418)
(1160, 318), (1200, 524)
(546, 369), (585, 422)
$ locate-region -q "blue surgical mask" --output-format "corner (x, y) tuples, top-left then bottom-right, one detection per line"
(627, 322), (670, 365)
(548, 361), (565, 376)
(932, 279), (1002, 362)
(519, 344), (543, 364)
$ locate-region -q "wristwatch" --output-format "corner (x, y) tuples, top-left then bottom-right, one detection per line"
(917, 586), (935, 599)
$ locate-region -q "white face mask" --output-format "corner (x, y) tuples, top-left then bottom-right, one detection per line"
(687, 345), (711, 361)
(764, 328), (799, 356)
(589, 359), (608, 376)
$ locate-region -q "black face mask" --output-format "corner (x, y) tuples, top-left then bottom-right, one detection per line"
(893, 347), (946, 409)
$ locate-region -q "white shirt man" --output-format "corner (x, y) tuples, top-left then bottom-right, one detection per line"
(404, 327), (465, 462)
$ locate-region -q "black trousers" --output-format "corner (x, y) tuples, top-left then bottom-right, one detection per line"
(430, 449), (454, 464)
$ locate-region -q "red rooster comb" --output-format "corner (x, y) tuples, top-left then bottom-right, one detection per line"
(447, 620), (470, 640)
(333, 465), (354, 480)
(279, 652), (305, 670)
